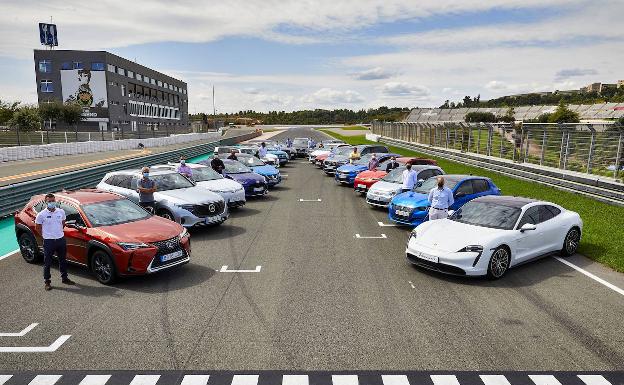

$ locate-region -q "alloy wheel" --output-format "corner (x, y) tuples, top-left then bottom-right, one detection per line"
(19, 236), (35, 262)
(490, 249), (509, 278)
(93, 254), (112, 283)
(565, 229), (580, 255)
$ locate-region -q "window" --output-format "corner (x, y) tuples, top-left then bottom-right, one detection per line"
(117, 67), (125, 76)
(59, 202), (86, 227)
(136, 73), (142, 81)
(32, 201), (46, 213)
(151, 78), (156, 85)
(116, 175), (133, 189)
(517, 206), (540, 228)
(157, 80), (163, 87)
(91, 62), (105, 71)
(61, 62), (72, 70)
(163, 82), (168, 89)
(539, 205), (561, 222)
(127, 70), (134, 78)
(107, 64), (116, 72)
(123, 103), (127, 114)
(417, 169), (434, 181)
(40, 80), (53, 93)
(38, 60), (52, 73)
(144, 76), (150, 84)
(121, 84), (126, 97)
(454, 181), (474, 197)
(73, 61), (83, 69)
(471, 179), (490, 193)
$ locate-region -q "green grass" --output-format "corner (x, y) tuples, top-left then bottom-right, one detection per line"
(338, 125), (369, 131)
(321, 131), (624, 272)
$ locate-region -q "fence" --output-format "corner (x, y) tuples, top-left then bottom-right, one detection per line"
(372, 121), (624, 179)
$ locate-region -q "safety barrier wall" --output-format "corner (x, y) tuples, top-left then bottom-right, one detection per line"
(0, 131), (260, 218)
(0, 132), (221, 163)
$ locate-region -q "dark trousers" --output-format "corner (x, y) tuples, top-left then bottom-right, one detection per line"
(402, 188), (411, 193)
(140, 201), (155, 213)
(43, 237), (68, 283)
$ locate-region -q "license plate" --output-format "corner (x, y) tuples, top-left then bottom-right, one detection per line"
(254, 187), (264, 192)
(395, 210), (409, 216)
(161, 250), (183, 262)
(358, 184), (366, 189)
(416, 252), (438, 263)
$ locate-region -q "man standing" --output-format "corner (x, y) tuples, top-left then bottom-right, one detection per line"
(258, 142), (268, 158)
(428, 176), (454, 220)
(368, 154), (379, 170)
(211, 154), (225, 174)
(137, 167), (157, 213)
(35, 193), (74, 291)
(348, 147), (360, 164)
(385, 156), (400, 172)
(176, 157), (193, 179)
(401, 163), (418, 193)
(227, 149), (239, 161)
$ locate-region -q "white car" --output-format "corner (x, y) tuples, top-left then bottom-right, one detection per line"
(237, 146), (280, 167)
(152, 163), (246, 208)
(308, 143), (348, 162)
(405, 195), (582, 279)
(366, 165), (444, 207)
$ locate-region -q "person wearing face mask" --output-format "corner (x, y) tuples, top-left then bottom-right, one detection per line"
(35, 193), (75, 291)
(385, 156), (399, 172)
(368, 153), (379, 171)
(176, 156), (193, 179)
(427, 176), (454, 220)
(137, 166), (157, 213)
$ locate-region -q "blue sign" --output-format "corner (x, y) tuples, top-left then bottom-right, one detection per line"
(39, 23), (58, 46)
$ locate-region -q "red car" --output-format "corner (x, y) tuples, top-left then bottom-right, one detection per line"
(353, 157), (438, 194)
(314, 153), (331, 168)
(14, 189), (191, 284)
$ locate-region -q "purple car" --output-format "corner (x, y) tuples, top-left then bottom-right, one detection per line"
(199, 159), (268, 197)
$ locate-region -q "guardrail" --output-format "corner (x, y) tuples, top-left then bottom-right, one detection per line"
(0, 131), (260, 218)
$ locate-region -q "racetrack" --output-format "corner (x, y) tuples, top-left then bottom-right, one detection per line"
(0, 127), (623, 374)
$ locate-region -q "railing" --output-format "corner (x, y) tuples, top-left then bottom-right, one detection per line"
(372, 121), (624, 179)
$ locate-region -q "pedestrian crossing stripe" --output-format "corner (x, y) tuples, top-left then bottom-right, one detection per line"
(0, 373), (621, 385)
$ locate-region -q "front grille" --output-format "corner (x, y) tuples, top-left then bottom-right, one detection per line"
(366, 197), (388, 206)
(151, 236), (185, 268)
(406, 253), (466, 275)
(392, 205), (414, 220)
(191, 201), (225, 217)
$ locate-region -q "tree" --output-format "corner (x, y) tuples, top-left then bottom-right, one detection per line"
(497, 106), (516, 122)
(548, 101), (580, 123)
(465, 111), (497, 123)
(8, 105), (40, 145)
(0, 100), (20, 126)
(39, 101), (64, 129)
(61, 102), (85, 139)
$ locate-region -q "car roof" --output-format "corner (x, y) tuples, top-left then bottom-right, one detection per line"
(34, 189), (125, 205)
(444, 174), (489, 183)
(108, 169), (176, 176)
(472, 195), (536, 208)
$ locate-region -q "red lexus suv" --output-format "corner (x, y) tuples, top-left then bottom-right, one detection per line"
(14, 189), (191, 284)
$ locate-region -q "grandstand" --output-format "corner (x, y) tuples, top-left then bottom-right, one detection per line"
(404, 103), (624, 123)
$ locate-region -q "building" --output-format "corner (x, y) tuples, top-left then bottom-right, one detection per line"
(582, 82), (617, 94)
(34, 50), (189, 133)
(618, 80), (624, 88)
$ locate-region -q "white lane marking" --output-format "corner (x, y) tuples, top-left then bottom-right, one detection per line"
(480, 375), (513, 385)
(78, 375), (112, 385)
(431, 375), (461, 385)
(281, 174), (289, 177)
(378, 221), (398, 227)
(528, 375), (563, 385)
(28, 375), (62, 385)
(554, 257), (624, 297)
(332, 375), (359, 385)
(283, 375), (309, 385)
(180, 375), (211, 385)
(0, 334), (71, 353)
(299, 198), (322, 202)
(408, 281), (416, 289)
(0, 322), (38, 337)
(232, 375), (259, 385)
(0, 376), (12, 385)
(578, 375), (613, 385)
(219, 265), (262, 273)
(0, 249), (19, 262)
(355, 233), (387, 239)
(128, 375), (161, 385)
(382, 375), (410, 385)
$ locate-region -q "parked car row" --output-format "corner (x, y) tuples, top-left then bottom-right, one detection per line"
(308, 141), (583, 280)
(15, 149), (286, 285)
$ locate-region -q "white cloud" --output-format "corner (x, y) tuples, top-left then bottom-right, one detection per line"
(302, 88), (365, 104)
(485, 81), (508, 91)
(381, 82), (430, 97)
(555, 68), (599, 81)
(352, 67), (396, 80)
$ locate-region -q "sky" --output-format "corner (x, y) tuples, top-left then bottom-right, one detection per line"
(1, 0), (623, 113)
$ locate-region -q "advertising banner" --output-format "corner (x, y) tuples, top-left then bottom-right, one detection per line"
(61, 69), (109, 122)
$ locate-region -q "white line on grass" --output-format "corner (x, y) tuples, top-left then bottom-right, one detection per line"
(554, 257), (624, 297)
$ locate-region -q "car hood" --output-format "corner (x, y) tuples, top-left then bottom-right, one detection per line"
(329, 155), (349, 162)
(268, 150), (287, 156)
(91, 215), (182, 244)
(369, 181), (402, 194)
(251, 165), (279, 176)
(357, 170), (386, 179)
(226, 172), (265, 185)
(337, 164), (367, 173)
(197, 178), (243, 192)
(155, 186), (222, 205)
(390, 192), (429, 208)
(414, 219), (503, 252)
(311, 150), (330, 157)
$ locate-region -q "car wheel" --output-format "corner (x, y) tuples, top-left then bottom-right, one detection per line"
(487, 247), (510, 279)
(561, 228), (580, 257)
(91, 250), (117, 285)
(19, 232), (41, 263)
(157, 209), (175, 222)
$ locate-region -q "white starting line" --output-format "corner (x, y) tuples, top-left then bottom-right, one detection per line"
(378, 221), (398, 227)
(0, 334), (71, 353)
(219, 265), (262, 273)
(0, 322), (38, 337)
(299, 198), (322, 202)
(355, 234), (387, 239)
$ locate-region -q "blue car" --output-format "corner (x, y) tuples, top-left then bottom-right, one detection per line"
(199, 159), (268, 197)
(335, 153), (400, 186)
(236, 154), (282, 187)
(388, 175), (501, 226)
(267, 148), (289, 166)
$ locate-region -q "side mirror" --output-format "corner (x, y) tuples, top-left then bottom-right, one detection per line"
(447, 210), (455, 217)
(416, 179), (424, 187)
(455, 192), (466, 198)
(519, 223), (537, 232)
(65, 220), (84, 231)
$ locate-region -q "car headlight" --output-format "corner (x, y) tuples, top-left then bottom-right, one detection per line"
(180, 228), (189, 239)
(407, 231), (418, 245)
(118, 242), (151, 251)
(458, 245), (484, 253)
(415, 206), (429, 212)
(179, 204), (195, 211)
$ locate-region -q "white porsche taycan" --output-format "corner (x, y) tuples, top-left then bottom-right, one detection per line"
(405, 195), (582, 279)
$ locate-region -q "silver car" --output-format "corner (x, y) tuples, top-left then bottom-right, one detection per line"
(152, 163), (246, 208)
(366, 165), (445, 208)
(97, 169), (228, 227)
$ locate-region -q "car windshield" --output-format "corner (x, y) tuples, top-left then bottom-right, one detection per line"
(450, 201), (522, 230)
(334, 147), (353, 156)
(293, 139), (308, 145)
(239, 156), (266, 167)
(381, 167), (406, 183)
(224, 161), (252, 173)
(151, 173), (195, 190)
(82, 199), (151, 227)
(190, 167), (223, 182)
(413, 177), (460, 194)
(239, 148), (256, 155)
(354, 154), (374, 165)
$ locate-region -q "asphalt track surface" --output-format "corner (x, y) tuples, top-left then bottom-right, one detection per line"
(0, 128), (623, 378)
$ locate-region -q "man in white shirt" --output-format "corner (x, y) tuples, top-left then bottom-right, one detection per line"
(401, 163), (419, 193)
(258, 142), (268, 158)
(428, 176), (455, 220)
(35, 193), (75, 291)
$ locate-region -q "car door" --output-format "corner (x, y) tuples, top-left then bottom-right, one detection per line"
(416, 169), (434, 186)
(126, 176), (141, 203)
(451, 180), (474, 209)
(537, 205), (563, 253)
(58, 201), (89, 265)
(513, 206), (543, 262)
(469, 179), (492, 200)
